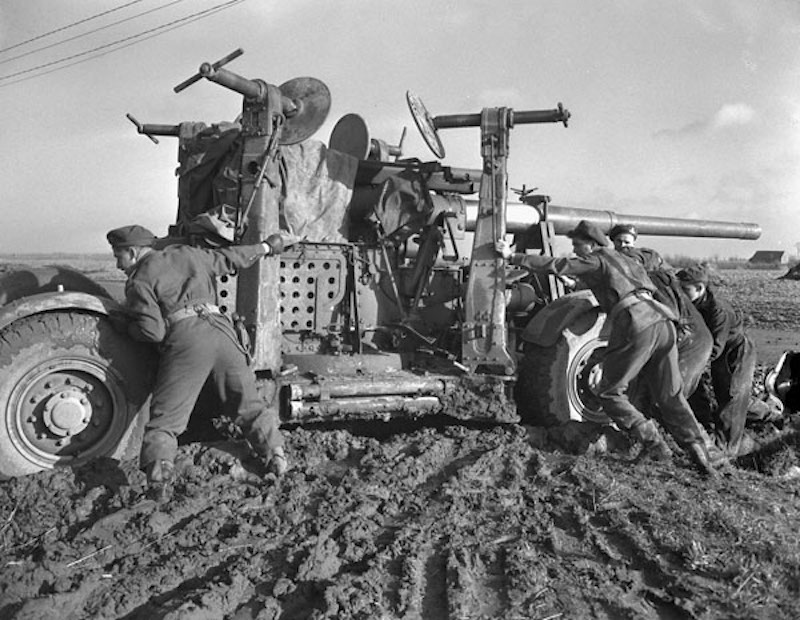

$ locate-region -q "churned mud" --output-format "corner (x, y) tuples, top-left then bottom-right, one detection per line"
(1, 267), (800, 619)
(2, 403), (799, 619)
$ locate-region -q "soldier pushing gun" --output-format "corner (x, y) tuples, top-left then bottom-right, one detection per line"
(107, 224), (290, 499)
(677, 264), (757, 456)
(497, 220), (718, 477)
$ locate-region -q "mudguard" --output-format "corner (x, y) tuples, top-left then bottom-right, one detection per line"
(0, 291), (123, 332)
(0, 265), (112, 305)
(521, 289), (605, 347)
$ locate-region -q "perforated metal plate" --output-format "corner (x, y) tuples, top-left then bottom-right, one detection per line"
(279, 246), (347, 335)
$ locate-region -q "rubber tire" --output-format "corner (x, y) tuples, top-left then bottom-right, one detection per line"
(515, 314), (609, 426)
(0, 311), (156, 478)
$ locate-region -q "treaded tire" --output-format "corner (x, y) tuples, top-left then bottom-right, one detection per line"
(515, 315), (608, 426)
(0, 311), (156, 478)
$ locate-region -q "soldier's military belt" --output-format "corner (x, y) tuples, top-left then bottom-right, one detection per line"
(608, 289), (653, 322)
(167, 303), (222, 326)
(609, 289), (678, 324)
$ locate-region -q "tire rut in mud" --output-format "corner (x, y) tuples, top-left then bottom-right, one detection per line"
(2, 419), (800, 619)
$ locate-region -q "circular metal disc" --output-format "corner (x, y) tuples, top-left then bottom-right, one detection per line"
(279, 77), (332, 145)
(406, 90), (445, 159)
(329, 113), (371, 159)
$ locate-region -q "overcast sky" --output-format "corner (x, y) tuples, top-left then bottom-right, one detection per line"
(0, 0), (798, 258)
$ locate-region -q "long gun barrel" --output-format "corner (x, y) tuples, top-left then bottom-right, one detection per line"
(542, 204), (761, 239)
(465, 200), (761, 239)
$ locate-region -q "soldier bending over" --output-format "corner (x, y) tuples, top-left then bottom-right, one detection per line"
(107, 225), (288, 496)
(497, 220), (717, 476)
(677, 264), (756, 455)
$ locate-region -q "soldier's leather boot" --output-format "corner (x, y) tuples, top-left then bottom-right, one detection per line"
(267, 446), (288, 477)
(695, 425), (729, 467)
(707, 442), (730, 467)
(145, 459), (175, 502)
(631, 420), (673, 462)
(684, 442), (719, 478)
(636, 438), (673, 462)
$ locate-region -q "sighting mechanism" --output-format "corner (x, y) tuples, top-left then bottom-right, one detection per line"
(405, 91), (570, 160)
(126, 48), (331, 146)
(328, 113), (407, 162)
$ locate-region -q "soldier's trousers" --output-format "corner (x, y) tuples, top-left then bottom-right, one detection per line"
(692, 335), (756, 453)
(676, 323), (713, 397)
(598, 319), (703, 447)
(140, 315), (284, 470)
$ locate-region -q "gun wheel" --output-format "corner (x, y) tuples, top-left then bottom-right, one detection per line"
(515, 315), (610, 426)
(0, 312), (155, 478)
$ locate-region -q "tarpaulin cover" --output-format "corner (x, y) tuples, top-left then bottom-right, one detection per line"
(279, 140), (357, 242)
(175, 123), (357, 243)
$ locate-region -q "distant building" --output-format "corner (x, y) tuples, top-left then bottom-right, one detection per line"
(748, 250), (789, 265)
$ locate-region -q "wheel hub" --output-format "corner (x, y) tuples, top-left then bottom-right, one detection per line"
(13, 361), (121, 461)
(587, 363), (603, 394)
(570, 340), (609, 424)
(42, 388), (91, 437)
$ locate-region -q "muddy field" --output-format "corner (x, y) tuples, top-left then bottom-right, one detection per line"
(1, 263), (800, 619)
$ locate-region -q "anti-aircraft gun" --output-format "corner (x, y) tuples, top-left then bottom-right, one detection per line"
(0, 50), (762, 478)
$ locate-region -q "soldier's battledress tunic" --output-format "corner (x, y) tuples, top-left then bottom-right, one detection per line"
(621, 247), (713, 397)
(510, 247), (704, 447)
(122, 243), (284, 470)
(690, 286), (755, 452)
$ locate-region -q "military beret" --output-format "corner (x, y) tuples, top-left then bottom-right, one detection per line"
(609, 224), (638, 240)
(566, 220), (608, 246)
(106, 225), (157, 248)
(676, 264), (709, 284)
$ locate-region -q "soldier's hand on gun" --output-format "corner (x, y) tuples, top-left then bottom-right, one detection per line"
(263, 233), (285, 255)
(495, 239), (513, 260)
(558, 275), (577, 289)
(262, 232), (301, 256)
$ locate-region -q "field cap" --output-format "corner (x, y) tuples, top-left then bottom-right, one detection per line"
(566, 220), (607, 246)
(609, 224), (638, 240)
(106, 225), (157, 248)
(676, 264), (709, 284)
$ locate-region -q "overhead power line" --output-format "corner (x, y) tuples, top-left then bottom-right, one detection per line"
(0, 0), (146, 55)
(0, 0), (190, 67)
(0, 0), (245, 85)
